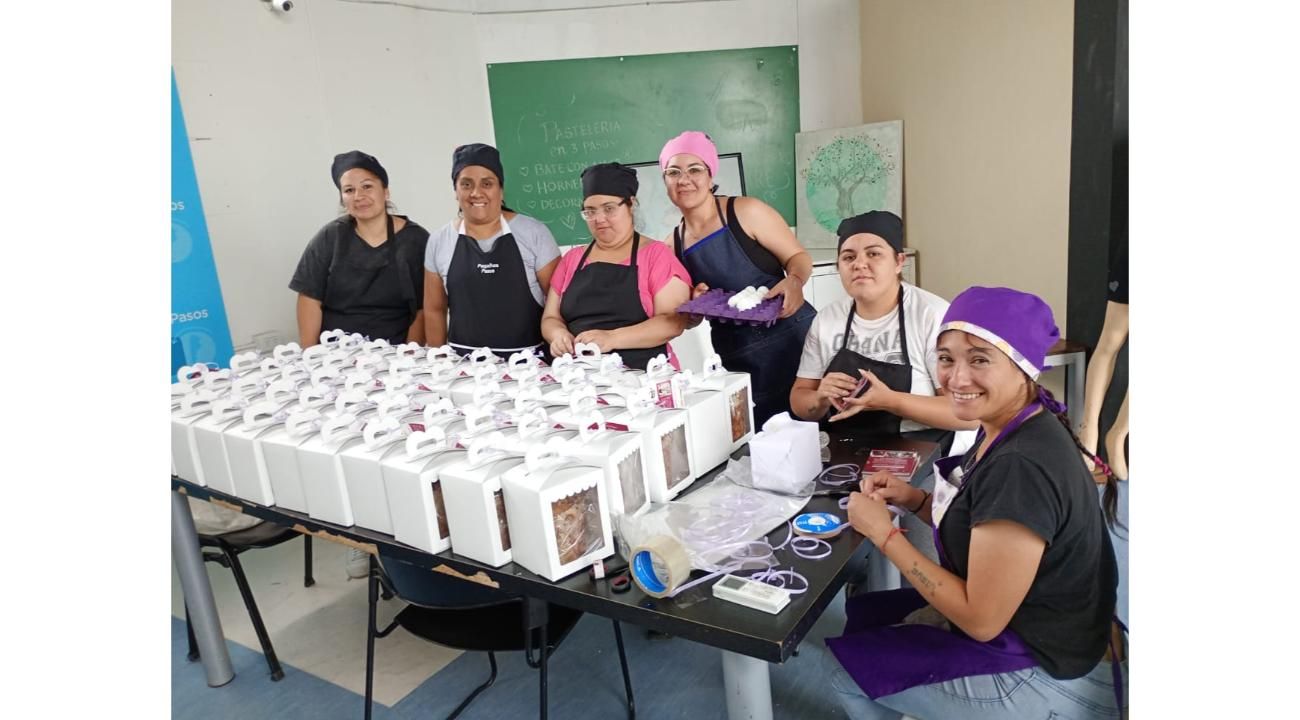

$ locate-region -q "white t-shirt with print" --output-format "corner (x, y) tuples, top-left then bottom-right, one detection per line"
(796, 283), (950, 432)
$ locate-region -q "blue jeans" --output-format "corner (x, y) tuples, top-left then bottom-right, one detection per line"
(825, 649), (1126, 720)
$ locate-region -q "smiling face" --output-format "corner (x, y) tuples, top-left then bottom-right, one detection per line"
(581, 193), (634, 248)
(338, 168), (388, 222)
(936, 330), (1033, 425)
(455, 165), (503, 225)
(662, 153), (714, 211)
(837, 233), (905, 304)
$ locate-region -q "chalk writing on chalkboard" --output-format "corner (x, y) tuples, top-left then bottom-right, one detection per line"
(488, 46), (799, 246)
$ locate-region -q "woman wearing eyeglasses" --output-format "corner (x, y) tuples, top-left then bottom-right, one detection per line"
(661, 131), (816, 425)
(541, 162), (692, 370)
(423, 143), (561, 357)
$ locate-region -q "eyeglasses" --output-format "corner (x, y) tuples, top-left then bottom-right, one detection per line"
(579, 199), (629, 220)
(662, 165), (709, 183)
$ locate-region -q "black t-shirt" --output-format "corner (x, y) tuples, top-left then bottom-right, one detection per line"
(289, 215), (429, 343)
(938, 411), (1118, 679)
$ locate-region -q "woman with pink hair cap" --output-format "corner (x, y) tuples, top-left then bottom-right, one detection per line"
(660, 130), (816, 425)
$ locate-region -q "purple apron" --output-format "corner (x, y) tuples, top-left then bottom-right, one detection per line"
(826, 403), (1045, 700)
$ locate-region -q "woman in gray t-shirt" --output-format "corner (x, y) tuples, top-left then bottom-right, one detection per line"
(422, 143), (560, 356)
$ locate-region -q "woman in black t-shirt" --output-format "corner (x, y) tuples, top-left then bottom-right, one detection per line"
(826, 286), (1126, 720)
(290, 150), (429, 347)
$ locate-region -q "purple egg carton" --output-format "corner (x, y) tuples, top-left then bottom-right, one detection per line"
(677, 289), (783, 327)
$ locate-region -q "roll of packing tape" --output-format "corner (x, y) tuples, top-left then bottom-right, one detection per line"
(630, 535), (693, 598)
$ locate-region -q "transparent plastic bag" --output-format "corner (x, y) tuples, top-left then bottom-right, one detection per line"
(617, 466), (811, 572)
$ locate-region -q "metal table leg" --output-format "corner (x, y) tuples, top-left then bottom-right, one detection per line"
(172, 491), (234, 687)
(721, 650), (773, 720)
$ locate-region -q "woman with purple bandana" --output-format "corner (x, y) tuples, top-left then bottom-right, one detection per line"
(660, 131), (816, 426)
(825, 286), (1125, 719)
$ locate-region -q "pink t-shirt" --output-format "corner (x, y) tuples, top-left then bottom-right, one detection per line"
(552, 238), (692, 368)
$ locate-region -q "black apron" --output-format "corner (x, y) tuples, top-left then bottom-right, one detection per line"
(322, 214), (417, 344)
(445, 216), (544, 357)
(820, 287), (913, 435)
(672, 196), (815, 426)
(559, 232), (664, 371)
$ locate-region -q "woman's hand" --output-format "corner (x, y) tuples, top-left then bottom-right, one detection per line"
(574, 328), (617, 353)
(863, 470), (922, 510)
(846, 490), (896, 547)
(549, 329), (576, 358)
(691, 282), (710, 300)
(817, 371), (859, 412)
(828, 369), (898, 421)
(764, 276), (805, 319)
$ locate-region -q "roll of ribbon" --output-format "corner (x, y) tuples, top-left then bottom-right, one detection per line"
(629, 535), (693, 598)
(793, 512), (845, 539)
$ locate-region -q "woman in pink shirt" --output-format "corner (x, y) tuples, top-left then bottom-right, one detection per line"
(541, 162), (693, 369)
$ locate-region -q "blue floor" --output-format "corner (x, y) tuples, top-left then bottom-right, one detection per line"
(174, 481), (1129, 719)
(173, 601), (852, 719)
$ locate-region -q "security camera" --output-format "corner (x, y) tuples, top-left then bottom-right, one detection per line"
(266, 0), (293, 11)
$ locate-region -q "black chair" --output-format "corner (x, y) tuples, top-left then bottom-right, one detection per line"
(184, 523), (315, 681)
(364, 556), (635, 720)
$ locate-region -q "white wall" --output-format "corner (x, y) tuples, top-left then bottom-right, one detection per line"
(172, 0), (861, 348)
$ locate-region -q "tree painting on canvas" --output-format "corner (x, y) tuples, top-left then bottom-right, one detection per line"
(795, 121), (903, 249)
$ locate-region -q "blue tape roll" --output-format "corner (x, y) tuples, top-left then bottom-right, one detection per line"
(632, 550), (667, 595)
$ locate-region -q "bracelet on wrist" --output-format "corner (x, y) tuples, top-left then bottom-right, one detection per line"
(880, 526), (906, 552)
(910, 490), (930, 514)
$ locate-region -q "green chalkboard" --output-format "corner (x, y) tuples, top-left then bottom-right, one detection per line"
(487, 45), (800, 246)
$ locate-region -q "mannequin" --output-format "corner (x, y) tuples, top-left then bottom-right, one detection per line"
(1079, 140), (1128, 480)
(1079, 302), (1127, 480)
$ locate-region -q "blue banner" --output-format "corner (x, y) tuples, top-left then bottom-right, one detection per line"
(171, 71), (234, 376)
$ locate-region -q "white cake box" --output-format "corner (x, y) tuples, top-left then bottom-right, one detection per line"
(502, 441), (614, 581)
(605, 384), (696, 503)
(556, 415), (651, 518)
(448, 372), (507, 407)
(538, 364), (592, 407)
(413, 361), (464, 396)
(678, 385), (732, 477)
(228, 350), (264, 377)
(380, 427), (468, 554)
(642, 355), (686, 410)
(391, 341), (424, 361)
(439, 434), (525, 567)
(191, 396), (249, 496)
(444, 404), (509, 448)
(351, 351), (390, 377)
(300, 343), (333, 369)
(171, 388), (222, 486)
(547, 397), (663, 508)
(296, 411), (371, 526)
(319, 328), (365, 354)
(259, 402), (334, 513)
(696, 353), (755, 454)
(337, 413), (422, 534)
(360, 338), (397, 357)
(462, 346), (504, 369)
(275, 360), (311, 387)
(223, 398), (297, 507)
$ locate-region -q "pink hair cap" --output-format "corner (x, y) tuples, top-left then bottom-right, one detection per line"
(659, 131), (719, 177)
